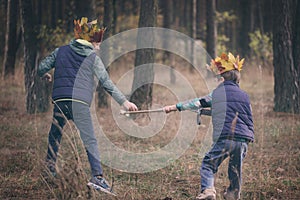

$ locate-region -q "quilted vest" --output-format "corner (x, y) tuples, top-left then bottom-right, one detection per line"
(212, 81), (254, 142)
(52, 45), (96, 105)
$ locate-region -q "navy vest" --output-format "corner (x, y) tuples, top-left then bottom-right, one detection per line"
(212, 81), (254, 142)
(52, 45), (96, 105)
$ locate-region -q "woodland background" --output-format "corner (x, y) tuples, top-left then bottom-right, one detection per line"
(0, 0), (300, 199)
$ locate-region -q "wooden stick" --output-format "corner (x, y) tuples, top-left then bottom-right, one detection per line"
(120, 108), (164, 115)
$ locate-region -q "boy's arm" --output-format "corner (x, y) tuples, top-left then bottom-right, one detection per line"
(176, 93), (212, 111)
(37, 48), (59, 77)
(164, 93), (212, 113)
(93, 56), (137, 111)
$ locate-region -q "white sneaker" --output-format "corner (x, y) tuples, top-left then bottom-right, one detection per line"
(196, 188), (216, 200)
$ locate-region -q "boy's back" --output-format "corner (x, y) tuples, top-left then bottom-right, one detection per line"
(212, 80), (254, 142)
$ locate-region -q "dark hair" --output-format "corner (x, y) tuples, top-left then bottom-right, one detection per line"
(221, 70), (241, 83)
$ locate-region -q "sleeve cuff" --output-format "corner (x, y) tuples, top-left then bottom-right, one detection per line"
(176, 103), (182, 111)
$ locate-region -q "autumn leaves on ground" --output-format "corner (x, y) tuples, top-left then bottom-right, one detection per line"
(0, 61), (299, 200)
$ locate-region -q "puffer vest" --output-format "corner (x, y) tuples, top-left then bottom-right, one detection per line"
(52, 45), (96, 105)
(212, 81), (254, 142)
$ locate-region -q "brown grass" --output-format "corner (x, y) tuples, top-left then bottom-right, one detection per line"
(0, 56), (299, 200)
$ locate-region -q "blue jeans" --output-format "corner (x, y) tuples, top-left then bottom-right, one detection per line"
(200, 139), (248, 194)
(46, 100), (103, 176)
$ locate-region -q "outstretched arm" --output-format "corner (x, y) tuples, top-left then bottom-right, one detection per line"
(163, 93), (212, 113)
(93, 57), (137, 111)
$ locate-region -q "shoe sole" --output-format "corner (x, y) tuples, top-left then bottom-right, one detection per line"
(87, 182), (117, 196)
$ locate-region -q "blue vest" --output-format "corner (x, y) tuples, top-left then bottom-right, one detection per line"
(212, 81), (254, 142)
(52, 45), (96, 105)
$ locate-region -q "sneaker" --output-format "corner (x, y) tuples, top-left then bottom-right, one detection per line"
(223, 189), (239, 200)
(196, 188), (216, 200)
(87, 176), (114, 195)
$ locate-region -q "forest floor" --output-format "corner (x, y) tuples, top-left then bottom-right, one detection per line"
(0, 59), (300, 200)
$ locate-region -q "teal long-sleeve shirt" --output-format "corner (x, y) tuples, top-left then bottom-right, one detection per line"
(175, 93), (212, 111)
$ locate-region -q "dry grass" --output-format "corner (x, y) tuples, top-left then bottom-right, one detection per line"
(0, 56), (299, 200)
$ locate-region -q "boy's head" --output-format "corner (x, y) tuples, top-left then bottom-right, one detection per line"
(209, 52), (244, 84)
(219, 70), (241, 83)
(73, 17), (106, 43)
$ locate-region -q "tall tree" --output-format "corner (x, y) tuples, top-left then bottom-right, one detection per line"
(238, 0), (254, 56)
(20, 0), (50, 113)
(2, 0), (18, 79)
(196, 0), (206, 40)
(112, 0), (117, 34)
(273, 0), (300, 113)
(187, 0), (196, 71)
(51, 0), (57, 28)
(0, 0), (7, 57)
(97, 0), (114, 108)
(75, 0), (94, 19)
(261, 0), (273, 34)
(161, 0), (172, 62)
(130, 0), (157, 109)
(206, 0), (217, 59)
(162, 0), (172, 32)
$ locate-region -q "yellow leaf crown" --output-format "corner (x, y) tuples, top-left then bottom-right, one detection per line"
(73, 17), (106, 43)
(209, 52), (245, 75)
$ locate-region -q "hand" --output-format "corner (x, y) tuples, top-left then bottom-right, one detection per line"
(163, 105), (177, 113)
(122, 100), (138, 111)
(42, 73), (52, 82)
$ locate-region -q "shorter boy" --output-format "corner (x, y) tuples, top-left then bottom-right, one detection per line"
(164, 53), (254, 200)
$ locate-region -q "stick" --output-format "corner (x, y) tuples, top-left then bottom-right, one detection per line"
(120, 108), (164, 115)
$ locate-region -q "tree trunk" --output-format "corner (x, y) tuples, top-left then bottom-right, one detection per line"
(162, 0), (172, 31)
(51, 0), (56, 28)
(75, 0), (94, 19)
(262, 0), (273, 34)
(97, 0), (114, 108)
(206, 0), (216, 59)
(0, 0), (7, 57)
(2, 0), (18, 79)
(238, 0), (253, 57)
(20, 0), (50, 114)
(162, 0), (172, 63)
(130, 0), (157, 109)
(273, 0), (300, 114)
(189, 0), (196, 72)
(196, 0), (205, 40)
(113, 0), (117, 34)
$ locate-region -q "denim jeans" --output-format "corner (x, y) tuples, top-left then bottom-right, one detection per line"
(46, 100), (103, 176)
(200, 139), (248, 195)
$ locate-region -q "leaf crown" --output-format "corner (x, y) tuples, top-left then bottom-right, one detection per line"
(209, 52), (245, 75)
(73, 17), (106, 43)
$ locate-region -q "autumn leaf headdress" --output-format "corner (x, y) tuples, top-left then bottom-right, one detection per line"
(74, 17), (106, 43)
(209, 52), (245, 75)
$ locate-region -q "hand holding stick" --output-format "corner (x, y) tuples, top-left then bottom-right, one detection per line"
(120, 108), (165, 116)
(163, 105), (177, 113)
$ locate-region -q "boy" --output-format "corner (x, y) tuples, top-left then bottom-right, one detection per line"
(38, 17), (138, 194)
(164, 53), (254, 200)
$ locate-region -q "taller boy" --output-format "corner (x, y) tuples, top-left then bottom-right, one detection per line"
(38, 17), (138, 193)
